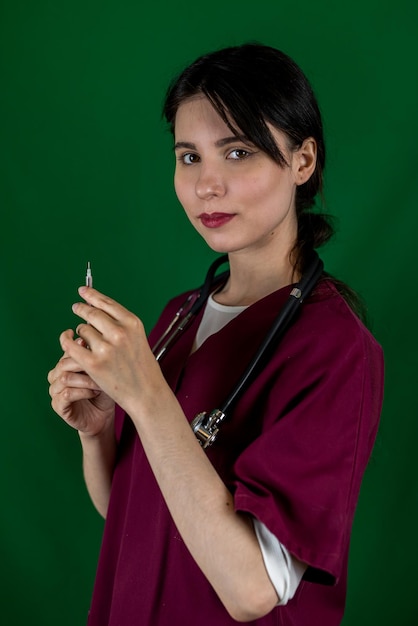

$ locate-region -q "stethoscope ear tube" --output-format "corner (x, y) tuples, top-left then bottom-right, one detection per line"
(153, 255), (229, 362)
(189, 254), (229, 316)
(191, 251), (324, 448)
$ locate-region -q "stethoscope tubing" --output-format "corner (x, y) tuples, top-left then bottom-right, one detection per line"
(152, 255), (229, 362)
(218, 252), (323, 415)
(152, 251), (323, 447)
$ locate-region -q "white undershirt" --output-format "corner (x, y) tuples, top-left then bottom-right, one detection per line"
(194, 293), (307, 605)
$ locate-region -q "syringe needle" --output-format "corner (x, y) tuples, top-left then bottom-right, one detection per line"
(86, 261), (93, 288)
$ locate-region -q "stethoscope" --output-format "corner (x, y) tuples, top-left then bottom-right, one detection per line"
(152, 251), (324, 449)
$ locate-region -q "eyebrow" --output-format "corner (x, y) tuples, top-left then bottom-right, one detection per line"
(174, 135), (250, 151)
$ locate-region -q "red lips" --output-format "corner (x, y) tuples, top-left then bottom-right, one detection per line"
(199, 213), (235, 228)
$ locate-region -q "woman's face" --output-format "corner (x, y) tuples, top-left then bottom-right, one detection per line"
(173, 96), (311, 258)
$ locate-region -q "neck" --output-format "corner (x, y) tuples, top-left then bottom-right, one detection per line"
(213, 247), (299, 307)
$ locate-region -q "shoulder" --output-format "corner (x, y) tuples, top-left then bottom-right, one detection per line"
(279, 279), (385, 424)
(245, 277), (382, 365)
(298, 278), (382, 355)
(253, 279), (384, 416)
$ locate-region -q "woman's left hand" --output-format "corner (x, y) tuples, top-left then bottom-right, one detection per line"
(60, 286), (165, 415)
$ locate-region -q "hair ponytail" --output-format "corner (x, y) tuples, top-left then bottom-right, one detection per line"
(295, 210), (367, 322)
(297, 211), (334, 259)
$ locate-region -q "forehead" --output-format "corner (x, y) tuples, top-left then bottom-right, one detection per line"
(174, 96), (234, 139)
(174, 95), (291, 154)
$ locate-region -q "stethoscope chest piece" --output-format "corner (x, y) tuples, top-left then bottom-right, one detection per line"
(191, 409), (226, 449)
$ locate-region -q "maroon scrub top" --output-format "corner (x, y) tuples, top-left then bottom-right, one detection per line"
(87, 280), (384, 626)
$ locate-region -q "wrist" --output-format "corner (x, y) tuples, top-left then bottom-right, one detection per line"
(78, 413), (115, 443)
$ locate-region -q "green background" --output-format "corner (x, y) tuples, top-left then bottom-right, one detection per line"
(1, 1), (417, 624)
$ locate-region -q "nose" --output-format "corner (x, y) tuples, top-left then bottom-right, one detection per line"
(195, 164), (226, 200)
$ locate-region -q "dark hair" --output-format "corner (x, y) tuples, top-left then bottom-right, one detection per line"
(163, 43), (366, 320)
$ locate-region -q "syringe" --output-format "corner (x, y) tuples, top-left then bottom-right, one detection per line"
(86, 261), (93, 288)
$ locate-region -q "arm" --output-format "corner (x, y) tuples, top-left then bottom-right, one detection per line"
(130, 384), (278, 622)
(48, 347), (116, 518)
(78, 424), (116, 518)
(61, 287), (279, 622)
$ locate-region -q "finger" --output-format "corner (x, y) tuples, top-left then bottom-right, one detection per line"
(59, 329), (95, 370)
(47, 347), (89, 383)
(76, 286), (131, 322)
(57, 337), (87, 363)
(74, 319), (102, 350)
(49, 368), (102, 398)
(75, 336), (88, 348)
(71, 301), (128, 342)
(72, 301), (145, 350)
(58, 341), (88, 367)
(51, 386), (101, 418)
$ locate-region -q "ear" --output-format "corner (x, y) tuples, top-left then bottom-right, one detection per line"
(293, 137), (317, 185)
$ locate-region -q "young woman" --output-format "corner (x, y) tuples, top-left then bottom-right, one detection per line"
(48, 43), (384, 625)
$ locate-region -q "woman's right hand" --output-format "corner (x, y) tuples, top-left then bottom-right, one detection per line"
(48, 338), (115, 437)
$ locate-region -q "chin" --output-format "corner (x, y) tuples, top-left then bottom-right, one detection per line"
(201, 237), (233, 254)
(201, 234), (248, 255)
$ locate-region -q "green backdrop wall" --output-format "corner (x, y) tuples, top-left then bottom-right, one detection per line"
(1, 1), (417, 624)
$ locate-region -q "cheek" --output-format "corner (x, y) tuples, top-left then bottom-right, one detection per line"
(238, 175), (279, 204)
(253, 170), (295, 203)
(174, 175), (196, 220)
(174, 173), (187, 204)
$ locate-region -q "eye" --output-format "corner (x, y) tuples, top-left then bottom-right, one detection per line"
(177, 152), (200, 165)
(227, 148), (252, 160)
